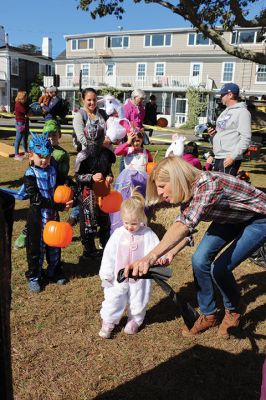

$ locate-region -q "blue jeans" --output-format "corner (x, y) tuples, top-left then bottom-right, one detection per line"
(119, 156), (125, 173)
(70, 205), (79, 221)
(15, 122), (29, 155)
(192, 216), (266, 315)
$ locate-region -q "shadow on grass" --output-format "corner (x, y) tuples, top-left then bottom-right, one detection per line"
(13, 207), (28, 222)
(145, 269), (266, 344)
(63, 258), (101, 279)
(93, 345), (264, 400)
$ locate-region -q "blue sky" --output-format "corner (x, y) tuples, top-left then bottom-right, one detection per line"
(2, 1), (264, 58)
(1, 1), (189, 58)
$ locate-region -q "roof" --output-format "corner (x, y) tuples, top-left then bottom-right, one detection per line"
(0, 44), (53, 61)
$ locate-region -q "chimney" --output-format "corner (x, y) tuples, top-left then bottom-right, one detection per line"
(0, 26), (5, 47)
(42, 37), (52, 58)
(5, 33), (9, 45)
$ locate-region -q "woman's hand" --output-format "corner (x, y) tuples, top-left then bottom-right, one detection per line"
(156, 252), (174, 266)
(64, 200), (73, 211)
(124, 254), (157, 278)
(93, 173), (104, 182)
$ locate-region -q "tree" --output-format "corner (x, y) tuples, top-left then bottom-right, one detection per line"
(77, 0), (266, 64)
(28, 73), (44, 103)
(17, 43), (41, 54)
(182, 87), (208, 128)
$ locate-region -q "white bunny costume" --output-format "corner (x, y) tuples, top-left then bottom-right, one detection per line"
(99, 225), (159, 326)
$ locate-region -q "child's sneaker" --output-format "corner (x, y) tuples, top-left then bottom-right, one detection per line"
(28, 279), (41, 293)
(99, 321), (115, 339)
(124, 320), (139, 335)
(14, 155), (23, 161)
(14, 233), (26, 249)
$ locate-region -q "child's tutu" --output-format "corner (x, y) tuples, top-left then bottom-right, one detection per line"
(110, 169), (147, 234)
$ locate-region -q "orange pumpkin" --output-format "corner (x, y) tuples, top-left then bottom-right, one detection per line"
(43, 221), (73, 248)
(146, 161), (158, 174)
(54, 185), (74, 204)
(92, 180), (110, 197)
(98, 190), (123, 214)
(157, 117), (168, 128)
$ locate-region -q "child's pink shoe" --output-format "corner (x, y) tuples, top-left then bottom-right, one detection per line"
(124, 320), (139, 335)
(99, 321), (115, 339)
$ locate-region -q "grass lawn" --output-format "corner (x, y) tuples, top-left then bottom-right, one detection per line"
(0, 133), (265, 400)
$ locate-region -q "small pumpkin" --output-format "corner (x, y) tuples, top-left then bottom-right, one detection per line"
(157, 117), (168, 128)
(146, 150), (158, 174)
(92, 180), (110, 197)
(54, 185), (74, 204)
(146, 162), (158, 174)
(43, 221), (73, 248)
(98, 190), (123, 214)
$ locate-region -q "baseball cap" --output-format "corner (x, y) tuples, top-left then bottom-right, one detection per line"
(219, 83), (239, 96)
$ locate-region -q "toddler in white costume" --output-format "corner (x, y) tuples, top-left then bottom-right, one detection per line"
(99, 190), (159, 338)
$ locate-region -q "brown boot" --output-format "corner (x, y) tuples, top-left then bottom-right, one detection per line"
(218, 309), (241, 338)
(182, 314), (218, 337)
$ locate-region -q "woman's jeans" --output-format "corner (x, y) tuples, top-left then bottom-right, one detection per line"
(15, 122), (29, 155)
(192, 216), (266, 315)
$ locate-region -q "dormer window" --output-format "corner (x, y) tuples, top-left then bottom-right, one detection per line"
(107, 36), (129, 48)
(71, 38), (94, 50)
(144, 34), (171, 47)
(188, 33), (210, 45)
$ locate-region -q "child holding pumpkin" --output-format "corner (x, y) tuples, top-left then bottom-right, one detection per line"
(24, 132), (73, 293)
(99, 190), (160, 338)
(110, 130), (153, 233)
(14, 120), (71, 249)
(75, 125), (116, 259)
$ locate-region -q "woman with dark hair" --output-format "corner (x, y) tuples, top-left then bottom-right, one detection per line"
(14, 90), (29, 160)
(73, 88), (108, 151)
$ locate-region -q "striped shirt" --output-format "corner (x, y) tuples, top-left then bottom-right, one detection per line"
(176, 171), (266, 231)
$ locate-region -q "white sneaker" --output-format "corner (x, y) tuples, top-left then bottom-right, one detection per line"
(124, 320), (139, 335)
(99, 321), (115, 339)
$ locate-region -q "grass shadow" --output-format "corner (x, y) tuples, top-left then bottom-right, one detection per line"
(93, 345), (264, 400)
(63, 258), (101, 279)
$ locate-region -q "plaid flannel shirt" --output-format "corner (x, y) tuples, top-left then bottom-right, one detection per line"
(176, 172), (266, 232)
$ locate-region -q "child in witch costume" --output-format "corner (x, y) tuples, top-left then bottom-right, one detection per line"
(24, 132), (72, 293)
(75, 122), (116, 259)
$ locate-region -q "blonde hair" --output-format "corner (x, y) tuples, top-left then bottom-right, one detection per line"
(146, 156), (202, 205)
(120, 189), (147, 225)
(15, 90), (27, 104)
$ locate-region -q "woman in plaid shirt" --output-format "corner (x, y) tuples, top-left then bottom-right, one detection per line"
(124, 156), (266, 338)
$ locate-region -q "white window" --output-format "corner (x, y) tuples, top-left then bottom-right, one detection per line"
(72, 38), (94, 50)
(188, 33), (210, 45)
(106, 64), (114, 76)
(145, 33), (171, 47)
(11, 58), (19, 75)
(256, 65), (266, 83)
(191, 63), (202, 77)
(136, 63), (146, 80)
(81, 63), (90, 77)
(107, 36), (129, 48)
(66, 64), (74, 77)
(222, 62), (235, 82)
(231, 30), (263, 44)
(155, 63), (165, 77)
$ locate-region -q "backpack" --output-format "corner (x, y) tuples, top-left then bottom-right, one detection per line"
(57, 98), (70, 119)
(72, 108), (109, 152)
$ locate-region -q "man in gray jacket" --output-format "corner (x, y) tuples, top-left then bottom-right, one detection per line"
(208, 83), (251, 175)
